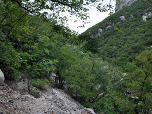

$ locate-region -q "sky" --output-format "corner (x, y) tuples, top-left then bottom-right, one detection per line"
(40, 0), (116, 34)
(65, 0), (116, 34)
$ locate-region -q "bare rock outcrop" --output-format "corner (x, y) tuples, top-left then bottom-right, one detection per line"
(142, 12), (152, 21)
(120, 16), (126, 21)
(115, 0), (138, 12)
(0, 69), (4, 85)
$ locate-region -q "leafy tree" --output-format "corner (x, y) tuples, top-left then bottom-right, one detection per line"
(1, 0), (113, 26)
(0, 30), (21, 79)
(0, 1), (29, 37)
(62, 55), (96, 101)
(100, 80), (117, 114)
(78, 33), (100, 53)
(127, 50), (152, 113)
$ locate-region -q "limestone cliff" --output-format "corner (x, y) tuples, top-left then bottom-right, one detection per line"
(115, 0), (138, 12)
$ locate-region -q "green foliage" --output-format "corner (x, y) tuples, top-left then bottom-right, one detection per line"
(78, 33), (100, 53)
(95, 61), (126, 93)
(100, 80), (117, 114)
(123, 62), (138, 72)
(1, 0), (152, 113)
(1, 0), (112, 27)
(84, 0), (152, 72)
(63, 56), (96, 101)
(31, 78), (49, 89)
(29, 90), (40, 98)
(114, 95), (136, 113)
(0, 30), (21, 79)
(126, 50), (152, 113)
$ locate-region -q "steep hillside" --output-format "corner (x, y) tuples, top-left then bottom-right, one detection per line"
(84, 0), (152, 71)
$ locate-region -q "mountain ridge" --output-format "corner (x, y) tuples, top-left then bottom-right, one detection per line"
(115, 0), (138, 12)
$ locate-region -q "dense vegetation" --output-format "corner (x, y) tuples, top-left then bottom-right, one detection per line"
(0, 0), (152, 114)
(84, 0), (152, 72)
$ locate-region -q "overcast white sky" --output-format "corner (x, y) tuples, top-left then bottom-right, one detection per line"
(66, 0), (116, 34)
(41, 0), (116, 34)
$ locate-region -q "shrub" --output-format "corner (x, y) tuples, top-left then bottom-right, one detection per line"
(29, 90), (40, 98)
(31, 78), (49, 89)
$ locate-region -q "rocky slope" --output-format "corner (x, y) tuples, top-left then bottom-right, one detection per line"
(0, 82), (96, 114)
(115, 0), (138, 12)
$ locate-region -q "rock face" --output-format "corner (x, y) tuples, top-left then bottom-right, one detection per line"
(120, 16), (126, 21)
(142, 12), (152, 21)
(115, 0), (138, 12)
(49, 72), (59, 83)
(0, 69), (4, 85)
(0, 82), (97, 114)
(96, 29), (104, 36)
(92, 29), (104, 37)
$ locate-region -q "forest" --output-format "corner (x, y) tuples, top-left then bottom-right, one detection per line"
(0, 0), (152, 114)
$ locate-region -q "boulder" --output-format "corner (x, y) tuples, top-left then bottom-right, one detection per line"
(17, 79), (41, 97)
(85, 108), (96, 114)
(95, 29), (104, 37)
(0, 69), (5, 85)
(142, 15), (147, 21)
(120, 16), (126, 21)
(142, 12), (152, 21)
(106, 25), (112, 30)
(49, 72), (59, 83)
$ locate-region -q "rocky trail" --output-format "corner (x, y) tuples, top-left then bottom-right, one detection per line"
(0, 83), (96, 114)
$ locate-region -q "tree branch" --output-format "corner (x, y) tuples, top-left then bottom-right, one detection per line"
(50, 0), (83, 10)
(12, 0), (39, 13)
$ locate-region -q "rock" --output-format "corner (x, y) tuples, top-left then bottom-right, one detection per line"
(148, 12), (152, 17)
(85, 108), (96, 114)
(0, 80), (97, 114)
(49, 72), (58, 83)
(106, 25), (112, 30)
(30, 87), (41, 98)
(0, 91), (3, 95)
(142, 12), (152, 21)
(0, 69), (4, 86)
(120, 16), (126, 21)
(17, 79), (29, 94)
(115, 0), (138, 12)
(63, 85), (68, 91)
(20, 94), (35, 101)
(5, 80), (18, 90)
(116, 22), (121, 24)
(98, 93), (103, 96)
(142, 15), (147, 21)
(17, 79), (41, 98)
(9, 99), (14, 103)
(95, 84), (101, 90)
(97, 29), (104, 36)
(93, 29), (104, 37)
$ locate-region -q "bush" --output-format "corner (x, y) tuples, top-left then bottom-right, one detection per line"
(29, 90), (40, 98)
(31, 78), (49, 89)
